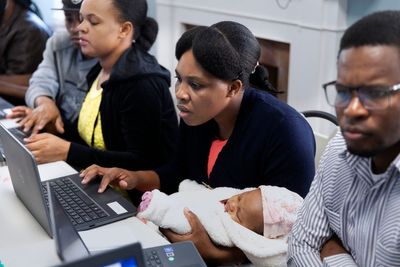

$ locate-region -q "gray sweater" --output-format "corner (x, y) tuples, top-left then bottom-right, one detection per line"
(25, 31), (97, 123)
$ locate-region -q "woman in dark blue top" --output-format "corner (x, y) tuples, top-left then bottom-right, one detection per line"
(81, 21), (315, 265)
(157, 87), (315, 197)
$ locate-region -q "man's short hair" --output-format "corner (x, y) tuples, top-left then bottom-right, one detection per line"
(340, 10), (400, 54)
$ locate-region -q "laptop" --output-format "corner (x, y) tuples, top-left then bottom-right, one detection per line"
(0, 126), (28, 162)
(0, 122), (137, 237)
(47, 183), (145, 266)
(0, 97), (13, 119)
(47, 185), (207, 267)
(0, 96), (25, 159)
(0, 96), (30, 158)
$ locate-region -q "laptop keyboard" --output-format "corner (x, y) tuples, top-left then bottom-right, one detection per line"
(8, 127), (28, 143)
(42, 178), (108, 226)
(0, 109), (6, 119)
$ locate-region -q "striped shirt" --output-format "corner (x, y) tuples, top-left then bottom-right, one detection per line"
(288, 132), (400, 267)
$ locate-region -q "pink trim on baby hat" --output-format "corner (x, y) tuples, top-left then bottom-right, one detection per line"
(260, 185), (303, 238)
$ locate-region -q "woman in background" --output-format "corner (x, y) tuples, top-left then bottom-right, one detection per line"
(81, 21), (315, 264)
(24, 0), (178, 203)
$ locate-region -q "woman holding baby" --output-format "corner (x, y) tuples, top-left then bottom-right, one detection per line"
(81, 21), (315, 265)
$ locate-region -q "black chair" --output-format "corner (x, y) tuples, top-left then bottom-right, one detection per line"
(301, 110), (338, 168)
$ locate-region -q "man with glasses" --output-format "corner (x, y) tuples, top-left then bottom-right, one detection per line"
(288, 11), (400, 266)
(7, 0), (97, 137)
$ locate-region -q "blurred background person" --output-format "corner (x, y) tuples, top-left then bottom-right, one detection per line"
(0, 0), (51, 105)
(8, 0), (97, 139)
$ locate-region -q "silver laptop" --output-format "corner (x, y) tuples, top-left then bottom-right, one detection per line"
(47, 184), (207, 267)
(0, 122), (137, 237)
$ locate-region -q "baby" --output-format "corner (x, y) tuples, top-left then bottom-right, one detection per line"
(137, 180), (303, 267)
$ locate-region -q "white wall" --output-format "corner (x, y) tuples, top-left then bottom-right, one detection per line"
(33, 0), (53, 27)
(36, 0), (160, 46)
(155, 0), (347, 116)
(33, 0), (64, 31)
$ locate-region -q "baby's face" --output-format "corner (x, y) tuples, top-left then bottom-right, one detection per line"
(223, 189), (263, 235)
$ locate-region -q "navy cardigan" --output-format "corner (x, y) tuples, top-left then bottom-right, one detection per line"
(156, 88), (315, 198)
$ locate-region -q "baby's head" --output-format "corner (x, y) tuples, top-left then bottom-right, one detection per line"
(223, 186), (303, 238)
(223, 188), (264, 235)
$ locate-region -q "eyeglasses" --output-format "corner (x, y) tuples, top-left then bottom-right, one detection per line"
(322, 81), (400, 110)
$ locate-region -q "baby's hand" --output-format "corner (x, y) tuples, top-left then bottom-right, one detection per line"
(138, 191), (153, 212)
(138, 217), (148, 224)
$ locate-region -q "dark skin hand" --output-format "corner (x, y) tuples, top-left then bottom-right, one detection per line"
(320, 234), (349, 261)
(160, 208), (247, 266)
(7, 97), (65, 134)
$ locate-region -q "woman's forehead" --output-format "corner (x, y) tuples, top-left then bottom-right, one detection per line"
(176, 50), (218, 81)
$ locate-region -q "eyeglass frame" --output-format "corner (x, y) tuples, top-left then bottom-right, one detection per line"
(322, 80), (400, 110)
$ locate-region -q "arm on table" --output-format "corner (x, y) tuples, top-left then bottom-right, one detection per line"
(0, 74), (30, 99)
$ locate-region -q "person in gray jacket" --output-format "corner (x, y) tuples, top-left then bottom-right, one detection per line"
(8, 0), (97, 136)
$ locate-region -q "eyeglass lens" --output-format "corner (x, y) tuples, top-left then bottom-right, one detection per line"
(327, 84), (389, 110)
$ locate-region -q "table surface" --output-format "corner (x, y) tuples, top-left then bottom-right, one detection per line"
(0, 161), (168, 267)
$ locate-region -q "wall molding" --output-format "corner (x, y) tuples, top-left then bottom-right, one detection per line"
(157, 0), (347, 32)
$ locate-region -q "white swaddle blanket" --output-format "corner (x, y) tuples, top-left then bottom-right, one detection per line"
(138, 180), (299, 267)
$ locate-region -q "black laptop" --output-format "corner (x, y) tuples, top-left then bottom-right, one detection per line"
(0, 96), (30, 158)
(47, 184), (207, 267)
(0, 122), (137, 237)
(47, 182), (145, 266)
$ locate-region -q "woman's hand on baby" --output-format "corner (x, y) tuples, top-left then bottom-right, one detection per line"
(160, 208), (215, 258)
(161, 208), (247, 265)
(80, 165), (138, 193)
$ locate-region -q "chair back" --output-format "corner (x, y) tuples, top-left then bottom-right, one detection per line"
(301, 110), (339, 168)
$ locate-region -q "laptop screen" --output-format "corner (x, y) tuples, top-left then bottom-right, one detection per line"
(0, 122), (53, 236)
(47, 182), (90, 262)
(54, 242), (145, 267)
(102, 258), (139, 267)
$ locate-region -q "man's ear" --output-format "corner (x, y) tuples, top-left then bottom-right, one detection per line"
(120, 21), (133, 39)
(227, 79), (243, 97)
